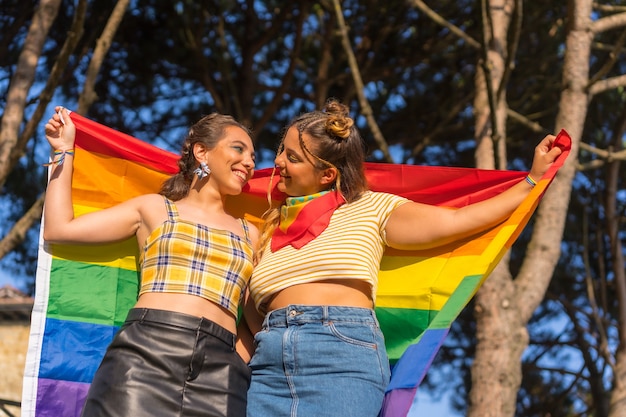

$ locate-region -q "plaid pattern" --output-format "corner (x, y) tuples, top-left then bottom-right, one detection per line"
(139, 198), (254, 316)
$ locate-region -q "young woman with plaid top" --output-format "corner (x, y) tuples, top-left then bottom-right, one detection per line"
(44, 106), (258, 417)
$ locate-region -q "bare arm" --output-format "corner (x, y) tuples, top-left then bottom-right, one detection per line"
(234, 222), (264, 362)
(236, 288), (265, 363)
(43, 107), (145, 244)
(384, 134), (563, 250)
(241, 288), (264, 335)
(236, 317), (255, 363)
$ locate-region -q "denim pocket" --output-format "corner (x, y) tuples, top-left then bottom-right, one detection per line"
(327, 321), (379, 349)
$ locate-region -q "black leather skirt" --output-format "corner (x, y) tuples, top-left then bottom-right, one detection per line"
(80, 308), (251, 417)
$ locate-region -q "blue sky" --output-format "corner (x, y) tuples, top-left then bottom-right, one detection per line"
(412, 391), (459, 415)
(0, 268), (28, 292)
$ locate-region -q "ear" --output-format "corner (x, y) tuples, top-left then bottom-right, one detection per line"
(319, 167), (338, 186)
(192, 143), (208, 161)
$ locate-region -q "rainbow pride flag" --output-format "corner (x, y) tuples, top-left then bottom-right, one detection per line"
(22, 112), (570, 417)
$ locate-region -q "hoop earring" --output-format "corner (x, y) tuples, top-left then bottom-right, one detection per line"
(193, 162), (211, 179)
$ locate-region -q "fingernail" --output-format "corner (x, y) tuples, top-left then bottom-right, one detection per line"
(58, 108), (65, 125)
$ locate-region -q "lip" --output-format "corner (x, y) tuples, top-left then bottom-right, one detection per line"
(233, 169), (249, 183)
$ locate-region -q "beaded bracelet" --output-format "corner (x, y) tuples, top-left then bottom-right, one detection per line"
(525, 175), (537, 187)
(43, 149), (75, 167)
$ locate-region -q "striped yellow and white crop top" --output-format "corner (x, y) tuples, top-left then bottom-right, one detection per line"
(139, 198), (254, 317)
(249, 191), (409, 312)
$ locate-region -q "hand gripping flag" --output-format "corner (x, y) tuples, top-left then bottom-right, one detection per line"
(22, 112), (570, 417)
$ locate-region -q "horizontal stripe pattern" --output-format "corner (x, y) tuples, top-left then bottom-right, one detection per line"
(35, 378), (90, 417)
(46, 259), (138, 325)
(249, 192), (409, 310)
(22, 114), (572, 417)
(72, 148), (170, 209)
(39, 318), (118, 382)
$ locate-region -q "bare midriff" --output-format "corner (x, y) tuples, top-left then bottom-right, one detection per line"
(266, 279), (374, 312)
(134, 292), (237, 333)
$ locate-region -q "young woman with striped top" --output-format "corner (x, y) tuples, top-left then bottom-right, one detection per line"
(241, 99), (562, 417)
(43, 107), (258, 417)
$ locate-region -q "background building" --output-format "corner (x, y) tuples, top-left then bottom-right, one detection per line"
(0, 285), (33, 417)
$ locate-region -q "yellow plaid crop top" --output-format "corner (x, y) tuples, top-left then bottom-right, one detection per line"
(138, 198), (254, 317)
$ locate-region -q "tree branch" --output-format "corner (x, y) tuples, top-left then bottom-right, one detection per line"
(12, 0), (87, 165)
(253, 4), (307, 134)
(408, 0), (481, 49)
(581, 202), (615, 368)
(591, 11), (626, 35)
(0, 194), (45, 260)
(506, 108), (549, 134)
(78, 0), (131, 113)
(579, 142), (626, 160)
(588, 28), (626, 86)
(411, 92), (474, 159)
(594, 3), (626, 13)
(588, 73), (626, 96)
(331, 0), (393, 162)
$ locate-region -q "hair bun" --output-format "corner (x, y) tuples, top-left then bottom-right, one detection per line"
(323, 100), (353, 140)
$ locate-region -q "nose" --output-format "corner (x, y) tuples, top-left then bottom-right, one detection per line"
(243, 152), (255, 169)
(274, 152), (284, 167)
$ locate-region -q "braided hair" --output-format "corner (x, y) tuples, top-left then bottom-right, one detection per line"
(159, 113), (252, 201)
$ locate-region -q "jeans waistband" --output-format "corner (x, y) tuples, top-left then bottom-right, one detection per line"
(264, 305), (379, 328)
(126, 308), (236, 348)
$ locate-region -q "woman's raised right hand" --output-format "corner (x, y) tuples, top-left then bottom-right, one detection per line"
(44, 106), (75, 151)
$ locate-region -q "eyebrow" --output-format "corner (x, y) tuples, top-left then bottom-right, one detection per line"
(287, 143), (316, 166)
(232, 139), (256, 159)
(231, 139), (252, 149)
(283, 144), (303, 158)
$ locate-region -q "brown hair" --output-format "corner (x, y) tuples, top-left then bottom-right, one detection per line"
(256, 99), (368, 261)
(159, 113), (252, 201)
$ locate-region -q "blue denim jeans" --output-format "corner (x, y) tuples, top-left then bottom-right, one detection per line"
(247, 305), (391, 417)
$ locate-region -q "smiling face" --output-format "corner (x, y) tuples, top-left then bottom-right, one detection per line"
(274, 127), (336, 197)
(201, 126), (256, 195)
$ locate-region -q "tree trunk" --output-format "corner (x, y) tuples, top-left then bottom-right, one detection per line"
(0, 0), (61, 190)
(468, 1), (520, 415)
(471, 259), (529, 416)
(469, 0), (589, 415)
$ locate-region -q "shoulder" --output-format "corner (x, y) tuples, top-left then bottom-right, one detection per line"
(126, 194), (167, 219)
(109, 193), (163, 210)
(349, 191), (408, 207)
(132, 193), (166, 206)
(341, 192), (409, 222)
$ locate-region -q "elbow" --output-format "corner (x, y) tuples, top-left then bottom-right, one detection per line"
(42, 226), (52, 242)
(42, 230), (57, 243)
(42, 226), (64, 244)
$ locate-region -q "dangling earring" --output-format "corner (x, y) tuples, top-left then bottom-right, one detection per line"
(193, 161), (211, 180)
